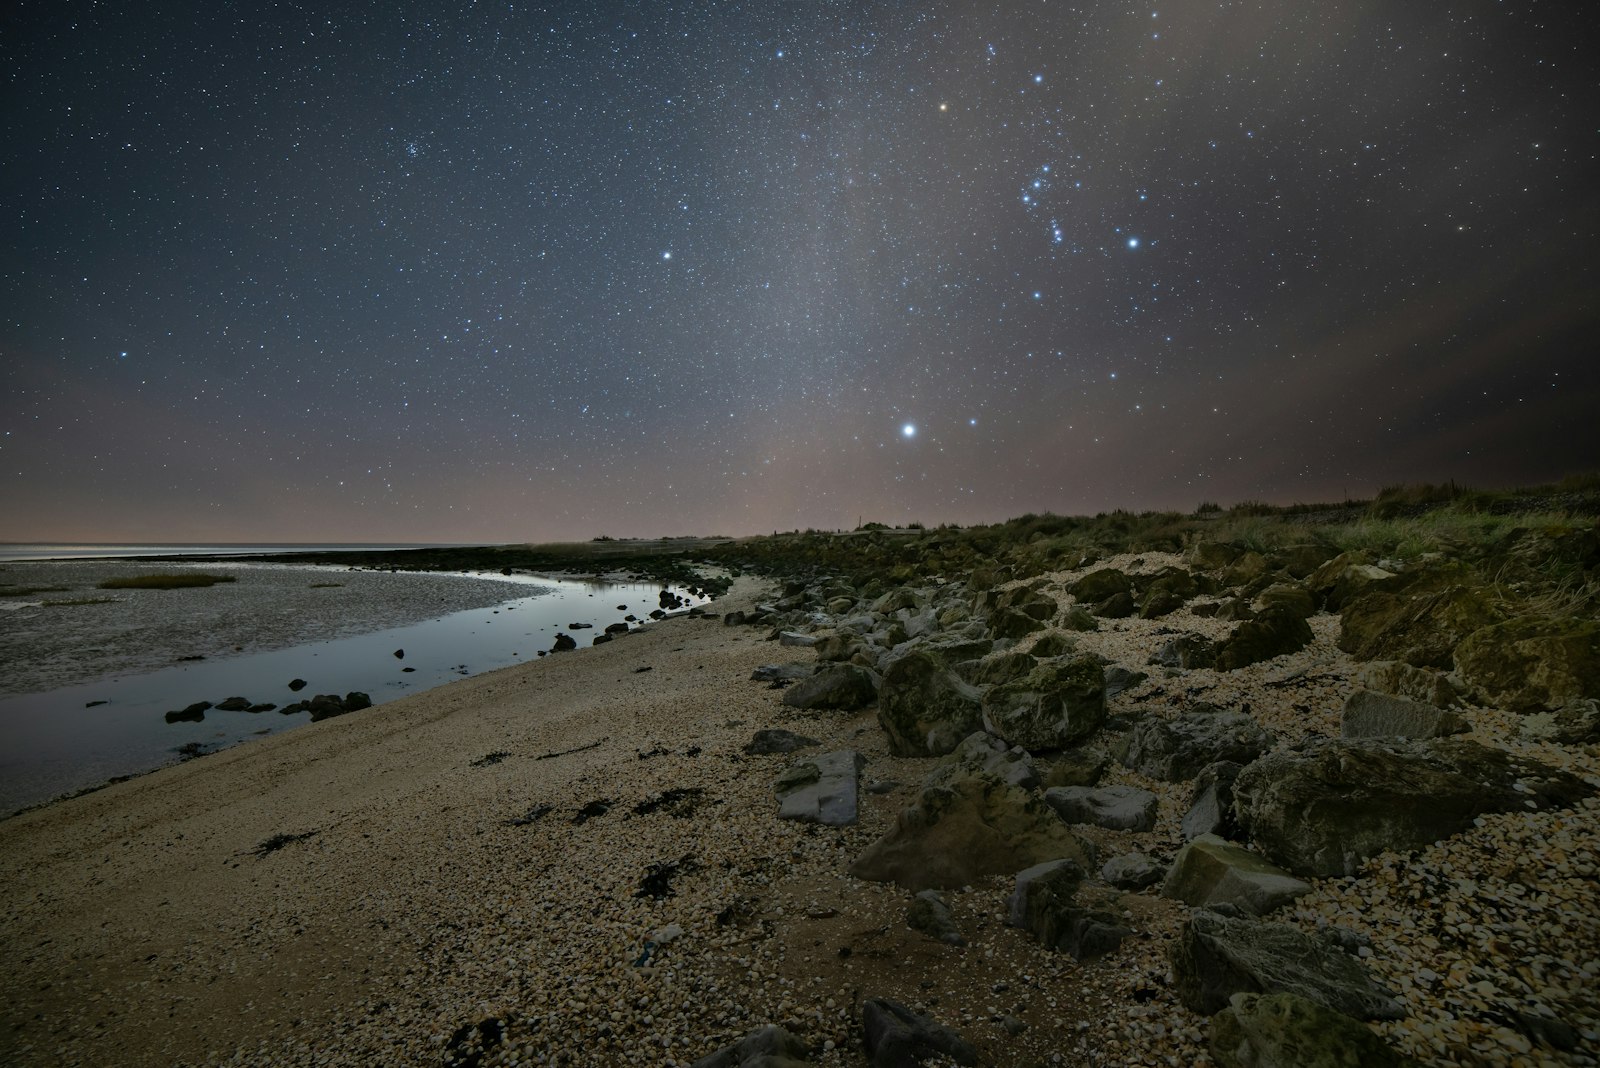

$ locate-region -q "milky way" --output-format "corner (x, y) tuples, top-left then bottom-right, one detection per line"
(3, 1), (1596, 542)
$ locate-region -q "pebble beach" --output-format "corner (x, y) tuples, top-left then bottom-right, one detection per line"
(1, 561), (1596, 1067)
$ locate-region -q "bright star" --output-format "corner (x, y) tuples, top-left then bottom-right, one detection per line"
(902, 423), (916, 439)
(662, 251), (673, 260)
(1127, 237), (1140, 249)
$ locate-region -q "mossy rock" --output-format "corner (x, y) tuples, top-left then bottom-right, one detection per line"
(1210, 992), (1419, 1068)
(1255, 583), (1315, 619)
(981, 655), (1107, 751)
(1216, 607), (1314, 671)
(1337, 584), (1506, 668)
(1454, 617), (1600, 712)
(1069, 568), (1131, 603)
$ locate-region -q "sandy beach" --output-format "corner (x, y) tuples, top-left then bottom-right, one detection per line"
(2, 567), (1596, 1067)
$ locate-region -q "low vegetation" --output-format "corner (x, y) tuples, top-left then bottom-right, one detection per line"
(0, 585), (71, 597)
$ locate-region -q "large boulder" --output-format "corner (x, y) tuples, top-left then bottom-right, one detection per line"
(876, 650), (985, 757)
(849, 773), (1095, 891)
(1181, 760), (1245, 840)
(1355, 660), (1460, 707)
(1231, 738), (1594, 878)
(1148, 634), (1217, 670)
(774, 751), (865, 826)
(861, 999), (977, 1068)
(781, 664), (880, 711)
(1452, 617), (1600, 712)
(1161, 835), (1310, 916)
(1045, 785), (1158, 832)
(1337, 585), (1505, 668)
(1216, 607), (1314, 671)
(1519, 699), (1600, 744)
(989, 606), (1047, 640)
(1255, 583), (1315, 619)
(689, 1023), (812, 1068)
(1120, 709), (1272, 782)
(980, 655), (1106, 750)
(1171, 910), (1405, 1019)
(1340, 689), (1467, 739)
(1307, 552), (1401, 612)
(1007, 859), (1131, 961)
(1210, 992), (1417, 1068)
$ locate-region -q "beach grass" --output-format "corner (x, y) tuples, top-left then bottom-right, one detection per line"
(97, 573), (237, 590)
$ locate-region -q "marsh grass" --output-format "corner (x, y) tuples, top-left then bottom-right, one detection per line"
(0, 585), (71, 597)
(97, 573), (237, 590)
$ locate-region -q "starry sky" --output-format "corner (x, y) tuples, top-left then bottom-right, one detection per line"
(3, 1), (1597, 544)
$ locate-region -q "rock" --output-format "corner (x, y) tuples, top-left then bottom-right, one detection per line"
(1007, 859), (1131, 960)
(1182, 761), (1244, 840)
(1214, 598), (1256, 623)
(905, 889), (965, 946)
(1044, 747), (1110, 788)
(214, 696), (252, 711)
(1231, 737), (1595, 878)
(1340, 689), (1467, 739)
(925, 731), (1040, 791)
(247, 703), (276, 713)
(1452, 617), (1600, 712)
(1148, 634), (1217, 670)
(605, 622), (631, 635)
(568, 621), (593, 630)
(1069, 568), (1132, 603)
(1518, 699), (1600, 744)
(1029, 630), (1077, 657)
(393, 648), (405, 659)
(988, 605), (1046, 640)
(861, 999), (977, 1068)
(876, 650), (985, 757)
(689, 1023), (812, 1068)
(775, 750), (864, 826)
(164, 701), (210, 724)
(287, 678), (308, 691)
(1307, 554), (1401, 612)
(1101, 852), (1165, 890)
(1268, 543), (1339, 579)
(1093, 591), (1138, 618)
(827, 596), (855, 615)
(551, 633), (578, 652)
(1045, 784), (1158, 832)
(1121, 709), (1271, 782)
(1162, 835), (1311, 916)
(1060, 605), (1099, 631)
(1355, 660), (1460, 707)
(1338, 584), (1504, 668)
(981, 655), (1106, 751)
(813, 633), (864, 662)
(1103, 666), (1147, 697)
(1216, 607), (1314, 671)
(307, 694), (347, 721)
(1210, 992), (1416, 1068)
(900, 607), (941, 639)
(744, 729), (822, 755)
(1171, 910), (1405, 1019)
(343, 691), (372, 712)
(964, 649), (1038, 686)
(777, 631), (817, 647)
(849, 773), (1094, 891)
(781, 664), (880, 711)
(1255, 583), (1315, 619)
(1222, 551), (1269, 586)
(1139, 586), (1188, 619)
(751, 663), (815, 684)
(1188, 541), (1246, 570)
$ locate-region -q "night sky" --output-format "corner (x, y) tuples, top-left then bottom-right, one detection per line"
(4, 2), (1597, 544)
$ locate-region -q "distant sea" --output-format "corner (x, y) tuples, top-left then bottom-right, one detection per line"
(0, 543), (466, 563)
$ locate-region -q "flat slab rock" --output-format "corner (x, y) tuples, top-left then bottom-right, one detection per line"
(1340, 689), (1466, 740)
(1209, 992), (1415, 1068)
(1171, 909), (1405, 1020)
(861, 998), (977, 1067)
(1044, 784), (1158, 832)
(774, 750), (864, 826)
(1161, 834), (1310, 916)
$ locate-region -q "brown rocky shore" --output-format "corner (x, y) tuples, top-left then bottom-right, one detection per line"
(3, 514), (1598, 1067)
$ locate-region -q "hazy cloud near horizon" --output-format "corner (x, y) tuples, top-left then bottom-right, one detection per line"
(4, 0), (1596, 542)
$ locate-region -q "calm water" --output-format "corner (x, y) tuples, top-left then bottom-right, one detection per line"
(0, 542), (464, 562)
(0, 574), (707, 814)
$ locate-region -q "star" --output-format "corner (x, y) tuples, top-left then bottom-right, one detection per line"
(901, 423), (917, 439)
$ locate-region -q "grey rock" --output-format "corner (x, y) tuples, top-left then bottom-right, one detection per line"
(1354, 659), (1461, 707)
(1216, 607), (1314, 671)
(1007, 859), (1131, 960)
(775, 750), (865, 826)
(551, 632), (577, 652)
(1101, 852), (1165, 890)
(1231, 737), (1595, 878)
(980, 654), (1107, 750)
(777, 631), (818, 647)
(1162, 834), (1311, 916)
(744, 729), (821, 755)
(1254, 583), (1316, 619)
(906, 889), (965, 946)
(876, 650), (986, 757)
(1181, 760), (1244, 840)
(925, 731), (1040, 791)
(1044, 748), (1110, 788)
(1210, 992), (1415, 1068)
(861, 998), (977, 1068)
(1103, 665), (1147, 697)
(751, 663), (815, 684)
(781, 664), (881, 711)
(1122, 709), (1271, 781)
(1093, 591), (1138, 618)
(1045, 784), (1159, 832)
(1519, 699), (1600, 744)
(1340, 689), (1467, 739)
(689, 1023), (812, 1068)
(1060, 605), (1099, 632)
(1148, 634), (1217, 670)
(1171, 910), (1405, 1019)
(1069, 568), (1131, 603)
